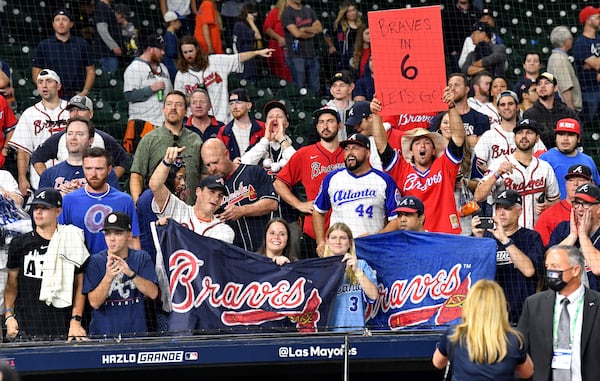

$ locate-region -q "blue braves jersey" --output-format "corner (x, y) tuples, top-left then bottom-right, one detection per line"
(221, 164), (279, 251)
(329, 259), (377, 332)
(38, 161), (121, 190)
(314, 168), (400, 237)
(58, 186), (140, 255)
(82, 248), (158, 336)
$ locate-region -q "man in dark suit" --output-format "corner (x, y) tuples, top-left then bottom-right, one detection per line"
(518, 245), (600, 381)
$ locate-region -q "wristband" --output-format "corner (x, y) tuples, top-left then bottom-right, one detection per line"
(71, 315), (82, 322)
(3, 307), (14, 314)
(493, 171), (501, 179)
(162, 159), (172, 167)
(130, 271), (137, 280)
(279, 139), (287, 145)
(502, 239), (514, 248)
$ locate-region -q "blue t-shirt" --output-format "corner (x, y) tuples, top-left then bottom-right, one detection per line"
(82, 248), (158, 336)
(328, 259), (377, 332)
(438, 327), (527, 381)
(58, 186), (140, 254)
(483, 228), (544, 324)
(539, 148), (600, 199)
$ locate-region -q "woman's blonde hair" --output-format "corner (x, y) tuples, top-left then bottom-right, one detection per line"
(323, 222), (359, 285)
(275, 0), (287, 18)
(449, 279), (523, 364)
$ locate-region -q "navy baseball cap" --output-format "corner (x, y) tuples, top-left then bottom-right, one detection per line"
(394, 196), (425, 215)
(263, 100), (289, 119)
(146, 34), (165, 49)
(574, 184), (600, 203)
(494, 190), (522, 207)
(513, 118), (540, 135)
(345, 101), (372, 127)
(331, 70), (354, 85)
(29, 188), (62, 208)
(53, 9), (73, 21)
(199, 175), (226, 192)
(472, 22), (492, 38)
(340, 133), (370, 150)
(565, 164), (592, 181)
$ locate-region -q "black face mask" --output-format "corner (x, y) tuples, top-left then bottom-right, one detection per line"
(546, 269), (569, 292)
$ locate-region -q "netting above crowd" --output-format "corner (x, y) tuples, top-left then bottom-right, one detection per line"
(1, 0), (600, 345)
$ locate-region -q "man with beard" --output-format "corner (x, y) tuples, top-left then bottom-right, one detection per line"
(313, 133), (400, 256)
(518, 245), (600, 381)
(540, 118), (600, 199)
(216, 88), (265, 162)
(428, 73), (489, 148)
(372, 87), (466, 234)
(475, 90), (546, 174)
(59, 147), (141, 255)
(122, 34), (173, 154)
(129, 90), (203, 205)
(523, 72), (579, 148)
(549, 184), (600, 291)
(273, 106), (345, 258)
(201, 138), (278, 251)
(474, 118), (560, 229)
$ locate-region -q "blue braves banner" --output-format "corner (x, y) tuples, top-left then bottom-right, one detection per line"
(153, 221), (346, 334)
(355, 230), (497, 330)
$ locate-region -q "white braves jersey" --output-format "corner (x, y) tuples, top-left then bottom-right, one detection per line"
(123, 58), (173, 126)
(152, 193), (235, 243)
(487, 154), (560, 229)
(8, 100), (69, 190)
(314, 168), (400, 237)
(468, 97), (500, 126)
(174, 54), (243, 123)
(474, 125), (547, 171)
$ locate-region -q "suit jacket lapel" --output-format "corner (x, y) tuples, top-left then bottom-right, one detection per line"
(581, 289), (599, 355)
(540, 291), (556, 350)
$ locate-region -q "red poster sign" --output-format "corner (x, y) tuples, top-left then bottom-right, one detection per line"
(368, 6), (447, 115)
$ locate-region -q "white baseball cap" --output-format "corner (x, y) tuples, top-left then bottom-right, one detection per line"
(37, 69), (61, 83)
(164, 11), (184, 23)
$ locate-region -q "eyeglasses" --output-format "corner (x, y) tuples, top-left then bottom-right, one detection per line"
(572, 200), (599, 209)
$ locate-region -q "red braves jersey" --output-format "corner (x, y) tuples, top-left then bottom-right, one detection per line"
(276, 142), (344, 238)
(385, 148), (462, 234)
(487, 154), (560, 229)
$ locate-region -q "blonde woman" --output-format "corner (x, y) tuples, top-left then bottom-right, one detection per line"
(432, 279), (534, 380)
(324, 222), (378, 332)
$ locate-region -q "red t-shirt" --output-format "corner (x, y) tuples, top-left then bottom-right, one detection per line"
(276, 142), (344, 238)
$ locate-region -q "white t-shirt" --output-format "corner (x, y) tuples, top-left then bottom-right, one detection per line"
(123, 58), (173, 126)
(174, 54), (244, 123)
(152, 192), (235, 243)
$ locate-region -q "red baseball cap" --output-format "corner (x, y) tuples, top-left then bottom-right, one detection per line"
(579, 6), (600, 25)
(555, 118), (580, 135)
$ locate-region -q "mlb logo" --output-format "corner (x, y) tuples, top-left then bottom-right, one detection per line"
(184, 352), (198, 361)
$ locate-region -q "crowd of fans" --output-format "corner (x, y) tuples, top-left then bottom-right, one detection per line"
(1, 3), (600, 372)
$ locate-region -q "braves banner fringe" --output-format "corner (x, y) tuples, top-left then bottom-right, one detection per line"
(355, 230), (497, 330)
(152, 221), (346, 334)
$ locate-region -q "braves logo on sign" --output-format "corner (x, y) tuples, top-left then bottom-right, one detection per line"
(168, 248), (325, 332)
